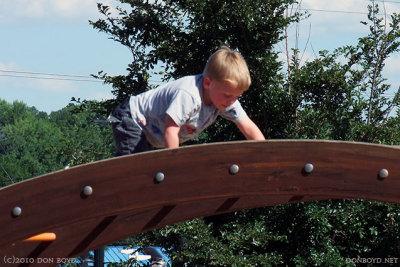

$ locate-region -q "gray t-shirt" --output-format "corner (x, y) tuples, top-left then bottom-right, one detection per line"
(129, 74), (247, 148)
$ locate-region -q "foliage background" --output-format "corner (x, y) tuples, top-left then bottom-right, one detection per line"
(0, 100), (114, 187)
(1, 0), (400, 265)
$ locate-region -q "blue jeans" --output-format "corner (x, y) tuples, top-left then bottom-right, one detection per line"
(111, 98), (153, 156)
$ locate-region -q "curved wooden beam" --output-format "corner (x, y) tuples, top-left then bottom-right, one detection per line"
(1, 140), (399, 265)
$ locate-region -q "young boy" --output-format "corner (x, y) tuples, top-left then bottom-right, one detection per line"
(112, 46), (265, 156)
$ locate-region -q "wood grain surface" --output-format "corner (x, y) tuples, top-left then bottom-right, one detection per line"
(0, 140), (399, 266)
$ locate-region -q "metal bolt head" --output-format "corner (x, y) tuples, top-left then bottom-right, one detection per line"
(155, 172), (165, 183)
(229, 164), (239, 175)
(304, 163), (314, 174)
(12, 206), (22, 217)
(83, 186), (93, 196)
(378, 169), (389, 179)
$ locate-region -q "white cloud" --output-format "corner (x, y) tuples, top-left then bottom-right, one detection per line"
(0, 0), (46, 23)
(283, 0), (400, 62)
(295, 0), (400, 39)
(0, 62), (20, 72)
(0, 0), (118, 25)
(4, 73), (80, 95)
(91, 90), (114, 102)
(386, 54), (400, 73)
(0, 62), (80, 94)
(33, 78), (80, 94)
(302, 0), (361, 10)
(298, 0), (367, 35)
(0, 62), (111, 112)
(384, 54), (400, 88)
(0, 62), (74, 112)
(0, 62), (24, 87)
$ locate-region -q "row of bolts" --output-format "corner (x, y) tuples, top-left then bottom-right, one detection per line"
(10, 163), (389, 218)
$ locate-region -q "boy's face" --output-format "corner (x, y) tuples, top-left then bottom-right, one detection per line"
(203, 77), (244, 110)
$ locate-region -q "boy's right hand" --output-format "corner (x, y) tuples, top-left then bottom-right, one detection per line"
(164, 115), (180, 148)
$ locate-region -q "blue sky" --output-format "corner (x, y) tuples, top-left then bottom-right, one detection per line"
(0, 0), (129, 113)
(1, 0), (399, 114)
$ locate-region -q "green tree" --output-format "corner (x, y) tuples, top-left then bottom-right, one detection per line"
(0, 101), (114, 187)
(289, 4), (400, 144)
(89, 1), (400, 265)
(49, 104), (114, 166)
(89, 0), (301, 140)
(0, 101), (66, 185)
(0, 100), (32, 127)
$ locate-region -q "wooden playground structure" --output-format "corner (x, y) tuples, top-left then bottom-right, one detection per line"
(0, 140), (399, 266)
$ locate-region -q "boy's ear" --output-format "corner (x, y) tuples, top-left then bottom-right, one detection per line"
(203, 76), (212, 89)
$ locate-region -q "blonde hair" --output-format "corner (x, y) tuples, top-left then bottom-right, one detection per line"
(203, 46), (251, 91)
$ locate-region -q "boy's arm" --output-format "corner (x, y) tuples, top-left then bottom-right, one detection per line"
(164, 114), (181, 148)
(235, 116), (265, 140)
